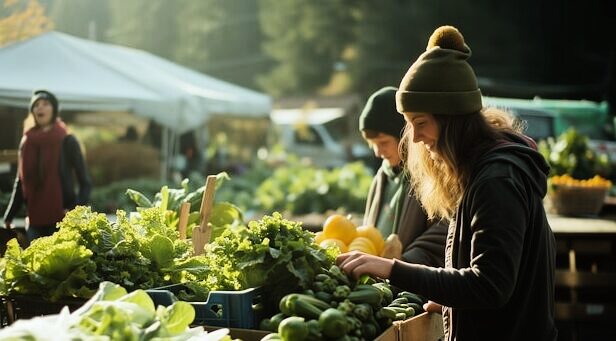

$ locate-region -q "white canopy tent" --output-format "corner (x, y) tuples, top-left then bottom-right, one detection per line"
(0, 31), (272, 179)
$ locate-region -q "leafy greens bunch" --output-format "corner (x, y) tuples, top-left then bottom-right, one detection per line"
(201, 212), (336, 308)
(126, 173), (241, 242)
(0, 206), (208, 301)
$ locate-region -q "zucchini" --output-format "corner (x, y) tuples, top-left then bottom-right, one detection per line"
(347, 286), (383, 308)
(391, 297), (408, 305)
(282, 294), (329, 319)
(318, 308), (349, 339)
(372, 282), (393, 304)
(387, 306), (415, 318)
(394, 312), (407, 321)
(377, 306), (398, 320)
(293, 294), (331, 311)
(279, 316), (309, 341)
(292, 298), (324, 319)
(314, 291), (333, 303)
(408, 302), (424, 314)
(397, 291), (425, 305)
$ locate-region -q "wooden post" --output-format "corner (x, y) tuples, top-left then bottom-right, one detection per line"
(192, 175), (217, 255)
(177, 202), (191, 240)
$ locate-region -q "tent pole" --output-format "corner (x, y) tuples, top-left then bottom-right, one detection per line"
(161, 126), (168, 182)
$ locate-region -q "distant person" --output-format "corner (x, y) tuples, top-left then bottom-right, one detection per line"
(359, 86), (448, 266)
(179, 132), (204, 178)
(119, 125), (138, 142)
(3, 90), (92, 243)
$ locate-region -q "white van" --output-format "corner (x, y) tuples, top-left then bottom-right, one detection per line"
(270, 107), (371, 168)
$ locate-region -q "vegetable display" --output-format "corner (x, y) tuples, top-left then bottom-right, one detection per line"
(214, 161), (373, 215)
(197, 212), (335, 309)
(0, 281), (234, 341)
(259, 265), (427, 340)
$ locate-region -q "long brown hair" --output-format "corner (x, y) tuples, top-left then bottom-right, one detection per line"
(402, 107), (522, 220)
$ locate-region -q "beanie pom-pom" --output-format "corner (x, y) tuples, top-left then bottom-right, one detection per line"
(427, 25), (466, 51)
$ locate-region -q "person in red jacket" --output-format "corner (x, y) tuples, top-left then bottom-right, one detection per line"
(3, 90), (91, 243)
(338, 26), (557, 341)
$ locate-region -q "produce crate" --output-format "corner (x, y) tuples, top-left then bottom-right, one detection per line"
(146, 285), (263, 329)
(0, 290), (189, 326)
(375, 312), (445, 341)
(0, 294), (86, 325)
(546, 186), (608, 217)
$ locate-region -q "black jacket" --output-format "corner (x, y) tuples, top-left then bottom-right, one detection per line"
(3, 135), (91, 223)
(389, 135), (557, 341)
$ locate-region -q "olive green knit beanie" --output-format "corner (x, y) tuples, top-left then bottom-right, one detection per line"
(396, 26), (482, 115)
(359, 86), (406, 139)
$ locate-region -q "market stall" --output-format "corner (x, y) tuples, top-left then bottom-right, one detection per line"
(0, 31), (272, 180)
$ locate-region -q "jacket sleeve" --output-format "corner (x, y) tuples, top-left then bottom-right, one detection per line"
(3, 175), (24, 224)
(401, 219), (448, 267)
(390, 176), (529, 309)
(66, 135), (92, 205)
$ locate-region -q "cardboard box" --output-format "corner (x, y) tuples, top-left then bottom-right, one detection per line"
(206, 312), (444, 341)
(204, 326), (269, 341)
(375, 312), (445, 341)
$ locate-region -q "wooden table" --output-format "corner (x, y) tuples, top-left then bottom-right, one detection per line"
(0, 149), (17, 163)
(547, 213), (616, 340)
(548, 213), (616, 236)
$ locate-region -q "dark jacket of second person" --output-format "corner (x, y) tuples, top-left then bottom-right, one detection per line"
(364, 165), (448, 267)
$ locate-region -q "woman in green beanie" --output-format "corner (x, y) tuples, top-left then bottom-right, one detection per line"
(338, 26), (557, 341)
(359, 86), (447, 267)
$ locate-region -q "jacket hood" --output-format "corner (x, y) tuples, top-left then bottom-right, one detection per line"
(475, 133), (550, 197)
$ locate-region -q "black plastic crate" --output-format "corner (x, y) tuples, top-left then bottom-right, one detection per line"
(146, 284), (263, 329)
(0, 294), (86, 325)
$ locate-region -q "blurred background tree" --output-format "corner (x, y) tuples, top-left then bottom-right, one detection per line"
(106, 0), (178, 61)
(49, 0), (109, 41)
(174, 0), (272, 90)
(0, 0), (53, 47)
(2, 0), (613, 105)
(257, 0), (354, 97)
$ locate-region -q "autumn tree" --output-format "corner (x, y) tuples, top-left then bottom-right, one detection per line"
(0, 0), (53, 47)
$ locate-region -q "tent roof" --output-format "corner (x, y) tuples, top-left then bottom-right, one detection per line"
(270, 107), (345, 125)
(0, 32), (271, 133)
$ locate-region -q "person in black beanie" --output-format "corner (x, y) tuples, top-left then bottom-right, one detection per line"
(359, 86), (448, 267)
(339, 26), (557, 341)
(3, 89), (92, 244)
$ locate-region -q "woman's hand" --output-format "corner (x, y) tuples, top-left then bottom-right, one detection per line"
(336, 251), (395, 280)
(423, 300), (443, 314)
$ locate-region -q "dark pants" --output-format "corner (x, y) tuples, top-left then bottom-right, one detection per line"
(26, 225), (56, 243)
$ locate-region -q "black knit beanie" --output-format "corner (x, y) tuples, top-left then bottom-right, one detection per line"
(30, 89), (59, 118)
(359, 86), (406, 139)
(396, 26), (482, 115)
